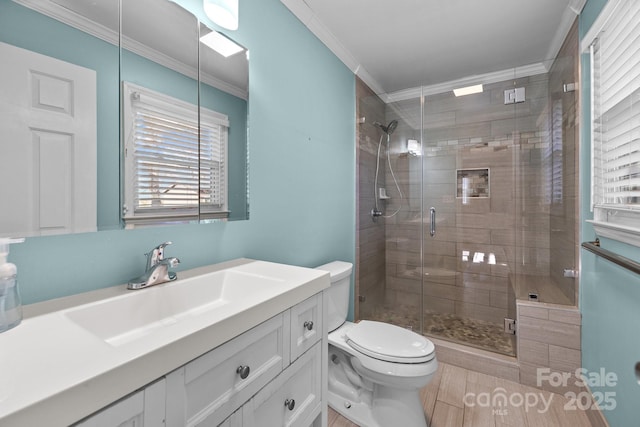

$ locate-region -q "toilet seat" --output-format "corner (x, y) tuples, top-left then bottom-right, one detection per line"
(329, 321), (438, 381)
(346, 321), (435, 363)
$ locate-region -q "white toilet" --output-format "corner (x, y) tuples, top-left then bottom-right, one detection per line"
(316, 261), (438, 427)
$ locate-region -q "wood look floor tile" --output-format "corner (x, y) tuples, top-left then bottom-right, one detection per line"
(432, 401), (464, 427)
(438, 364), (469, 408)
(330, 361), (596, 427)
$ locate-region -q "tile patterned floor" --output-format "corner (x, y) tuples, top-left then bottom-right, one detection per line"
(422, 312), (515, 356)
(368, 306), (515, 356)
(328, 362), (594, 427)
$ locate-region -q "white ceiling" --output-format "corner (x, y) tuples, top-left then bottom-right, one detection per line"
(282, 0), (585, 97)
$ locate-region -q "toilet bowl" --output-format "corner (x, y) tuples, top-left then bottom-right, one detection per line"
(316, 261), (438, 427)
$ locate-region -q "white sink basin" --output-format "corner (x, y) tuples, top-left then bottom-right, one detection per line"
(0, 259), (331, 427)
(65, 267), (285, 346)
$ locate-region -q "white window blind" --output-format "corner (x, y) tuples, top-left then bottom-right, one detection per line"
(199, 120), (228, 216)
(122, 82), (228, 224)
(589, 0), (640, 241)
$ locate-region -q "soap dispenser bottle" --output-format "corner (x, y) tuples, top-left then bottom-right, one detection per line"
(0, 238), (24, 333)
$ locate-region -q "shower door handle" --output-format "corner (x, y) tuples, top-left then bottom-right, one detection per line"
(429, 207), (436, 237)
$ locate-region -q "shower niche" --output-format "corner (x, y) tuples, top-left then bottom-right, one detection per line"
(456, 168), (489, 199)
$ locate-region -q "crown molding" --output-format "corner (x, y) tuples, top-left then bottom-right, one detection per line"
(382, 62), (549, 103)
(280, 0), (384, 95)
(13, 0), (247, 100)
(544, 0), (584, 62)
(14, 0), (117, 45)
(568, 0), (587, 15)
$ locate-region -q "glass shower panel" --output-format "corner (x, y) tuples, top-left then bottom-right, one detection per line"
(376, 96), (423, 332)
(513, 55), (578, 306)
(512, 68), (554, 304)
(421, 78), (518, 356)
(356, 87), (387, 322)
(547, 46), (579, 306)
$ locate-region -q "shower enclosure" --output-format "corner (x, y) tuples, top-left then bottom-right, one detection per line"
(355, 24), (579, 357)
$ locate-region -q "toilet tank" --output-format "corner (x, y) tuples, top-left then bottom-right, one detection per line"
(315, 261), (353, 332)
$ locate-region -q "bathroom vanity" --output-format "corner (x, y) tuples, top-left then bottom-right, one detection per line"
(0, 259), (330, 427)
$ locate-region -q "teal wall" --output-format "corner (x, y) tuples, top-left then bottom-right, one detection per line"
(6, 0), (356, 317)
(579, 1), (640, 426)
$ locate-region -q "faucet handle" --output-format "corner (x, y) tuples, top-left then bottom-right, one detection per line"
(145, 241), (173, 269)
(154, 241), (172, 260)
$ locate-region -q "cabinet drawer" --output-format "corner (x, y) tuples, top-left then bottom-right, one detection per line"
(244, 341), (322, 427)
(290, 294), (322, 361)
(165, 314), (287, 427)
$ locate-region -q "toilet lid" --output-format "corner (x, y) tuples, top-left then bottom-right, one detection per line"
(346, 320), (435, 363)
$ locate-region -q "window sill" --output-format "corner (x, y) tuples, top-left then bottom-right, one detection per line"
(587, 220), (640, 248)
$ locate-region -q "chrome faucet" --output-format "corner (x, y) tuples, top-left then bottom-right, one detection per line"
(128, 242), (180, 290)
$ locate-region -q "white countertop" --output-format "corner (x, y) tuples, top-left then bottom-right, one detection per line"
(0, 258), (330, 427)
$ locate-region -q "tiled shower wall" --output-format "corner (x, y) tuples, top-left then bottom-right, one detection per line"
(355, 77), (386, 320)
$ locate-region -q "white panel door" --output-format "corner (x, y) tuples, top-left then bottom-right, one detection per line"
(0, 41), (97, 236)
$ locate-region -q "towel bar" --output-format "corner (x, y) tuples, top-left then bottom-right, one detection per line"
(581, 240), (640, 275)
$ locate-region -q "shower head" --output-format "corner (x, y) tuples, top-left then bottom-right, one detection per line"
(386, 120), (398, 135)
(373, 120), (399, 135)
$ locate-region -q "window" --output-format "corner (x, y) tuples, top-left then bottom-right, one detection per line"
(586, 0), (640, 244)
(122, 82), (228, 226)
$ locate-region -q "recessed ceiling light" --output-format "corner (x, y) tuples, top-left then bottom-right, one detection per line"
(203, 0), (238, 31)
(453, 84), (483, 97)
(200, 30), (244, 57)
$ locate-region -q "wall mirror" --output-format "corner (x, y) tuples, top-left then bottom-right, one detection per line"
(0, 0), (249, 237)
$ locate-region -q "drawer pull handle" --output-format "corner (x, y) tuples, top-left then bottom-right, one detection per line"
(303, 320), (314, 331)
(284, 399), (296, 411)
(236, 365), (250, 379)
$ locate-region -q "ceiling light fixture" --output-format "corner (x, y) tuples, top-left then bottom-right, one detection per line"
(203, 0), (239, 31)
(200, 30), (244, 57)
(453, 84), (483, 97)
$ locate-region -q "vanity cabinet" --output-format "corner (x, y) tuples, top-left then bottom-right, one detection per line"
(164, 313), (289, 426)
(74, 379), (166, 427)
(243, 342), (322, 427)
(73, 293), (325, 427)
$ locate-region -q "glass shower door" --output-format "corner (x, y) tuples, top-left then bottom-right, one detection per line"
(421, 84), (518, 356)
